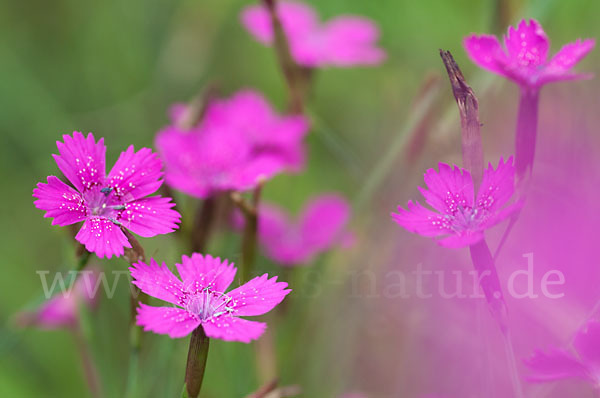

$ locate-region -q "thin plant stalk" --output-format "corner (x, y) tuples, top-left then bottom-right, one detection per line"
(231, 181), (263, 283)
(191, 197), (216, 254)
(494, 87), (539, 259)
(183, 326), (210, 398)
(262, 0), (311, 114)
(73, 325), (102, 398)
(514, 87), (540, 185)
(122, 228), (148, 398)
(440, 49), (523, 398)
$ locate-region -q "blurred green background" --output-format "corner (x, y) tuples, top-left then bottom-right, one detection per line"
(1, 0), (598, 396)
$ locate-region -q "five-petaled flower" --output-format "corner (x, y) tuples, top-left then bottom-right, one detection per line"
(33, 131), (181, 258)
(130, 253), (290, 342)
(464, 19), (595, 89)
(241, 0), (386, 68)
(156, 89), (309, 199)
(525, 320), (600, 387)
(391, 158), (522, 248)
(233, 193), (353, 266)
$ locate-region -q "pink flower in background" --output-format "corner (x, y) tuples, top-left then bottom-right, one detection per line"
(241, 1), (386, 67)
(15, 270), (100, 330)
(464, 19), (595, 88)
(33, 132), (181, 258)
(392, 158), (521, 248)
(525, 320), (600, 386)
(234, 193), (353, 266)
(156, 90), (309, 199)
(130, 253), (290, 342)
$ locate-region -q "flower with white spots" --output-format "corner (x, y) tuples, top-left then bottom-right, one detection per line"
(33, 131), (181, 258)
(464, 19), (594, 88)
(391, 157), (521, 248)
(130, 253), (290, 342)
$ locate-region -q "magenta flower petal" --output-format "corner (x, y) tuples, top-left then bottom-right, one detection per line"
(202, 317), (266, 343)
(572, 321), (600, 371)
(300, 194), (351, 251)
(130, 254), (289, 342)
(321, 16), (386, 66)
(464, 19), (594, 88)
(106, 146), (163, 201)
(525, 348), (591, 382)
(175, 253), (237, 293)
(392, 159), (518, 248)
(120, 196), (180, 237)
(34, 132), (181, 259)
(504, 19), (549, 69)
(33, 176), (87, 226)
(136, 304), (201, 338)
(75, 216), (131, 259)
(228, 274), (290, 317)
(540, 39), (596, 84)
(130, 259), (186, 305)
(420, 163), (474, 214)
(463, 34), (510, 78)
(240, 1), (385, 68)
(391, 200), (454, 238)
(52, 131), (106, 192)
(476, 157), (516, 213)
(525, 320), (600, 385)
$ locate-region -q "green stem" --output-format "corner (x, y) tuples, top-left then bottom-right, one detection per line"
(232, 183), (263, 283)
(122, 228), (148, 398)
(183, 327), (210, 398)
(191, 197), (216, 254)
(73, 324), (102, 398)
(262, 0), (310, 114)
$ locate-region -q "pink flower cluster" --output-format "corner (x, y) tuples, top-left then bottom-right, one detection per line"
(241, 1), (385, 68)
(234, 193), (353, 266)
(156, 90), (309, 198)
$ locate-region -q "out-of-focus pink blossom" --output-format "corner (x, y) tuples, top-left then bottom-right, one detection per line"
(33, 132), (181, 258)
(130, 253), (290, 342)
(241, 1), (386, 68)
(525, 320), (600, 385)
(464, 19), (594, 88)
(392, 158), (521, 248)
(233, 193), (353, 266)
(16, 270), (100, 330)
(156, 90), (309, 199)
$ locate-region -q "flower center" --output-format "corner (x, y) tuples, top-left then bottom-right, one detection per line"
(84, 186), (125, 219)
(184, 289), (235, 321)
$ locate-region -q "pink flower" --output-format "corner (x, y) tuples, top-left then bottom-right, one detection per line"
(130, 253), (290, 342)
(156, 90), (309, 199)
(16, 270), (100, 330)
(240, 1), (386, 68)
(33, 132), (181, 258)
(525, 320), (600, 386)
(391, 158), (521, 248)
(234, 194), (353, 266)
(464, 19), (595, 88)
